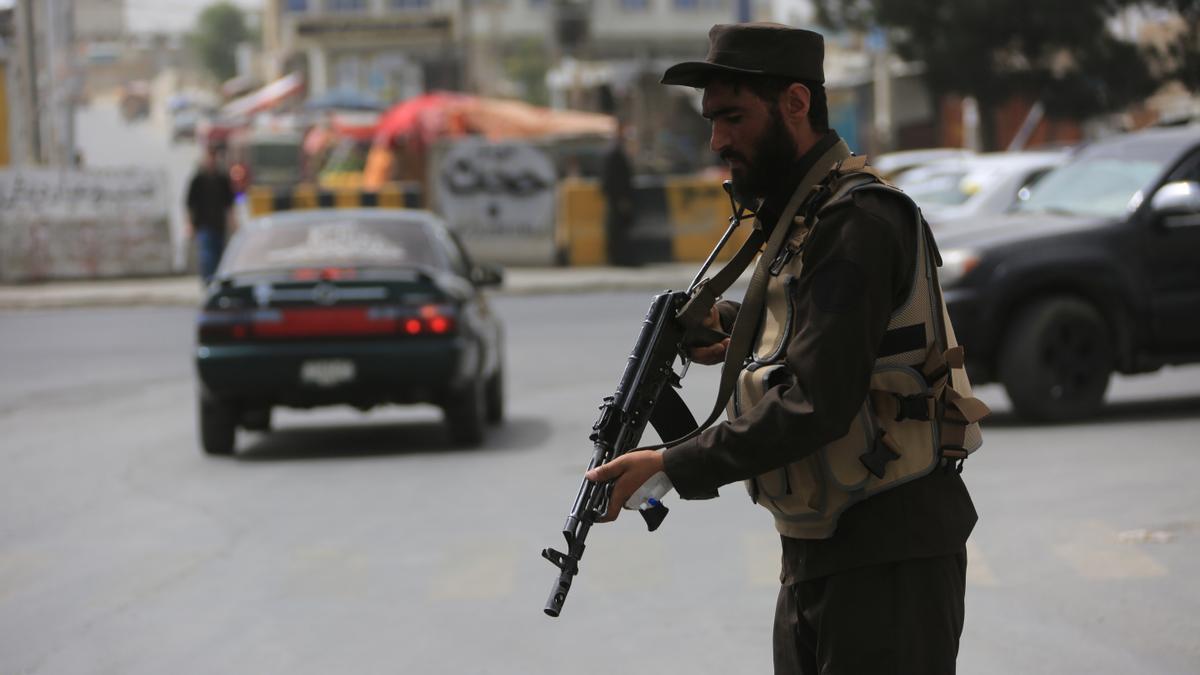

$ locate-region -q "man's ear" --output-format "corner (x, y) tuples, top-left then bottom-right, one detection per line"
(780, 82), (812, 126)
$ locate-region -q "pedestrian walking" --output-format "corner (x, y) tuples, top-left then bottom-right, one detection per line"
(186, 146), (236, 284)
(600, 119), (638, 267)
(585, 22), (989, 674)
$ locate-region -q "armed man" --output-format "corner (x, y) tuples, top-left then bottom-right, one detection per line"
(583, 22), (989, 675)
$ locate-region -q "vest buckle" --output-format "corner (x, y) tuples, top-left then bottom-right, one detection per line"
(893, 393), (933, 422)
(768, 248), (796, 276)
(860, 430), (901, 479)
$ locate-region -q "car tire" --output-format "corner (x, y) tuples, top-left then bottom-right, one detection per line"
(445, 380), (486, 447)
(241, 407), (272, 432)
(485, 368), (504, 425)
(199, 395), (237, 456)
(998, 297), (1113, 422)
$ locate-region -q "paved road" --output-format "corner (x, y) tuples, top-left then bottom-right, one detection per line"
(2, 295), (1198, 674)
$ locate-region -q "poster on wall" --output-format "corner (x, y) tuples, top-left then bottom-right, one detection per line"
(436, 138), (557, 235)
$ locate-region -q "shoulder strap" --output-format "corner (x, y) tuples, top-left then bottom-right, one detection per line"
(637, 139), (854, 452)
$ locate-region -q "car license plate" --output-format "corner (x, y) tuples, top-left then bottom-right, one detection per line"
(300, 359), (356, 387)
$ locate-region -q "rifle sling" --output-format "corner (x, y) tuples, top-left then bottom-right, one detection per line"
(639, 139), (853, 452)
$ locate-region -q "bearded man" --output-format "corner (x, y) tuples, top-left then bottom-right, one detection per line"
(586, 23), (980, 675)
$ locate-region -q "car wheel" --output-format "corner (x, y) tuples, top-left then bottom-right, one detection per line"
(199, 395), (237, 456)
(485, 368), (504, 425)
(998, 297), (1113, 422)
(445, 380), (486, 446)
(241, 407), (272, 432)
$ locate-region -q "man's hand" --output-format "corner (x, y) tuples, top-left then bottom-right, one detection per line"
(689, 305), (729, 365)
(585, 450), (665, 522)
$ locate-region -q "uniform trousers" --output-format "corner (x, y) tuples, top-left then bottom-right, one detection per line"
(773, 550), (967, 675)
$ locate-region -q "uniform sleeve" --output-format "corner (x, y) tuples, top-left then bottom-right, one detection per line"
(663, 194), (916, 499)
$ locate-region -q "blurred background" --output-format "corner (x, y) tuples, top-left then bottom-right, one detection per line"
(1, 1), (1199, 674)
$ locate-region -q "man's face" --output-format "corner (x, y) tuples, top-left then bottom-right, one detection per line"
(702, 80), (799, 200)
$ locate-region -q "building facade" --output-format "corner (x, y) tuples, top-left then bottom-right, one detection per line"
(263, 0), (758, 102)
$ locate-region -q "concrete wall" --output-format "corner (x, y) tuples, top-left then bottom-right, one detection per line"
(0, 168), (173, 281)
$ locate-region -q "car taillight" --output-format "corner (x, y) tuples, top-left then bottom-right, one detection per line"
(198, 304), (457, 342)
(420, 304), (456, 335)
(291, 267), (358, 281)
(369, 304), (457, 336)
(253, 307), (392, 338)
(197, 309), (281, 343)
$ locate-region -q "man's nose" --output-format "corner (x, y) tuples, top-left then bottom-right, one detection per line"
(710, 123), (728, 155)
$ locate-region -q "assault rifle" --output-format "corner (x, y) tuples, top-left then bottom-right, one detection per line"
(542, 183), (756, 618)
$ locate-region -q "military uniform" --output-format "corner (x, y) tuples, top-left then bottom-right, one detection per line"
(660, 130), (976, 674)
(658, 24), (981, 675)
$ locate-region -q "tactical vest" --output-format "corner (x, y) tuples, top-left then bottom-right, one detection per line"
(729, 158), (989, 540)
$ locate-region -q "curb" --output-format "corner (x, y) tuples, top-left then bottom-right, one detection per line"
(0, 264), (742, 310)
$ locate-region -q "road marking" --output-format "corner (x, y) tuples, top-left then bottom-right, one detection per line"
(429, 540), (517, 600)
(966, 538), (998, 587)
(744, 531), (780, 588)
(1053, 520), (1168, 580)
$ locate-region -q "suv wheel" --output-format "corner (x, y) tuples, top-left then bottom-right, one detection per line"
(998, 297), (1113, 421)
(199, 395), (237, 455)
(445, 380), (486, 446)
(485, 368), (505, 425)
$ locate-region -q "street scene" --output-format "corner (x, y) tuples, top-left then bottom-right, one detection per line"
(2, 1), (1200, 674)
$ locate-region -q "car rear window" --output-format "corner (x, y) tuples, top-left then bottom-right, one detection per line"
(222, 217), (441, 274)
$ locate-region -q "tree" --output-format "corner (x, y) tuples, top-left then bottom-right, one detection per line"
(1145, 0), (1200, 92)
(813, 0), (1171, 148)
(189, 2), (251, 84)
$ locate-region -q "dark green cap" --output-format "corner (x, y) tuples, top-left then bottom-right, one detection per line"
(661, 22), (825, 87)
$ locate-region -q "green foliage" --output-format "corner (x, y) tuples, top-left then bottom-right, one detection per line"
(189, 2), (251, 83)
(814, 0), (1172, 119)
(1144, 0), (1200, 91)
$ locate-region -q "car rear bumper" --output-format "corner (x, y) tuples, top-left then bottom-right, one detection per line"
(195, 337), (476, 408)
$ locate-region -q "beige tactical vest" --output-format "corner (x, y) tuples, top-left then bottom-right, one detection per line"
(729, 159), (989, 539)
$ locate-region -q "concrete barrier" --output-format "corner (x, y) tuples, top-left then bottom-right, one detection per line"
(245, 182), (423, 217)
(0, 168), (173, 282)
(555, 175), (753, 267)
(242, 175), (749, 270)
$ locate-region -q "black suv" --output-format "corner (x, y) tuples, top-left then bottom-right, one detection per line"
(937, 125), (1200, 421)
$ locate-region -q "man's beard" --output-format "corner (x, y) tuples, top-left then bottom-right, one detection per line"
(726, 108), (799, 202)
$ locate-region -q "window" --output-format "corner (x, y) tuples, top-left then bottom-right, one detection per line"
(621, 0), (650, 10)
(390, 0), (432, 8)
(224, 218), (440, 275)
(327, 0), (367, 11)
(285, 0), (308, 11)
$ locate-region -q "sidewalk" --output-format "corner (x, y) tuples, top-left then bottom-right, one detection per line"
(0, 263), (736, 310)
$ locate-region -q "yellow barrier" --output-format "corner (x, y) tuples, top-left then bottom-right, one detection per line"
(663, 176), (752, 263)
(245, 182), (423, 217)
(556, 178), (609, 267)
(555, 176), (747, 266)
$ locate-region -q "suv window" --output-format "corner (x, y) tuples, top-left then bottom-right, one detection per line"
(1017, 158), (1164, 218)
(1166, 149), (1200, 183)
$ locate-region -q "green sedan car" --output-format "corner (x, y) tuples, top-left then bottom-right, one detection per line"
(195, 209), (505, 455)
